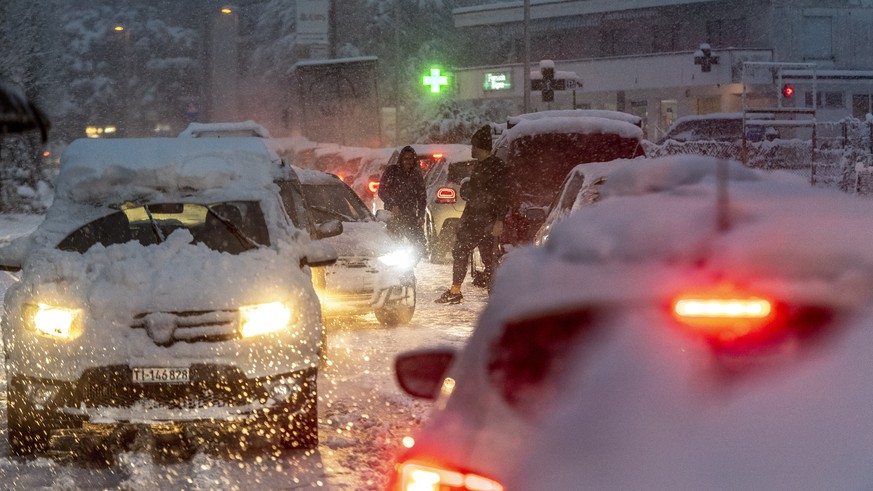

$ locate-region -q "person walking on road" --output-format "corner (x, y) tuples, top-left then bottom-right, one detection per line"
(435, 125), (509, 304)
(378, 145), (427, 256)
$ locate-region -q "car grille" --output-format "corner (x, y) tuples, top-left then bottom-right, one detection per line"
(131, 309), (240, 346)
(59, 365), (268, 410)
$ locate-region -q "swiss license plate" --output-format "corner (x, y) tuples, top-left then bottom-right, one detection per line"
(132, 367), (190, 384)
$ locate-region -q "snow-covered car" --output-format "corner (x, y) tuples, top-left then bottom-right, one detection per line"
(0, 137), (337, 456)
(493, 115), (645, 248)
(422, 158), (476, 263)
(533, 158), (644, 246)
(296, 168), (417, 326)
(657, 111), (779, 144)
(391, 155), (873, 490)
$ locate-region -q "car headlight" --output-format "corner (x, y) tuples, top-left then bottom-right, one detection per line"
(27, 303), (80, 340)
(378, 248), (415, 268)
(239, 301), (292, 337)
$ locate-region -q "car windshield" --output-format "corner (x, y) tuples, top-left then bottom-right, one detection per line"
(301, 183), (372, 223)
(57, 201), (269, 254)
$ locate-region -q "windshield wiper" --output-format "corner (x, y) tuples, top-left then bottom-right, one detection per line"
(144, 206), (166, 243)
(206, 207), (260, 251)
(309, 205), (352, 221)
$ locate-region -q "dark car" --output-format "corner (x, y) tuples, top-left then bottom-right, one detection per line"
(494, 115), (645, 247)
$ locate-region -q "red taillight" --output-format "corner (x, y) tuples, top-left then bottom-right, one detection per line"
(368, 180), (380, 194)
(436, 187), (456, 203)
(432, 152), (444, 159)
(398, 461), (503, 491)
(672, 294), (774, 341)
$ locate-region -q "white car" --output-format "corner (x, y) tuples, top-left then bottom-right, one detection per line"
(422, 158), (477, 263)
(296, 168), (417, 326)
(0, 137), (337, 456)
(391, 155), (873, 490)
(532, 159), (635, 246)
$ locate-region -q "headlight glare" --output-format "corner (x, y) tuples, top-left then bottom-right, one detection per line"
(378, 248), (415, 268)
(239, 301), (291, 337)
(31, 304), (79, 339)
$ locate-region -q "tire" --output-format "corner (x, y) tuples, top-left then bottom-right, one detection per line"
(278, 372), (319, 451)
(374, 281), (417, 327)
(8, 381), (57, 457)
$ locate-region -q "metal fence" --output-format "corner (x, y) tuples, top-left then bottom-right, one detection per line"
(642, 119), (869, 194)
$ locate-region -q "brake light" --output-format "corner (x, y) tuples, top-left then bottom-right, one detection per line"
(672, 294), (774, 341)
(368, 179), (380, 194)
(436, 187), (456, 203)
(432, 152), (444, 159)
(398, 462), (503, 491)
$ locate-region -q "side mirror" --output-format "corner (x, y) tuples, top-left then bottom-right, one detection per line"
(395, 349), (456, 400)
(314, 219), (343, 239)
(524, 207), (547, 224)
(375, 209), (393, 223)
(0, 235), (31, 272)
(458, 177), (471, 201)
(300, 241), (338, 268)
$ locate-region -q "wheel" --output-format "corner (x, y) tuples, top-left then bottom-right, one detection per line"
(374, 280), (417, 326)
(7, 380), (57, 456)
(278, 371), (319, 451)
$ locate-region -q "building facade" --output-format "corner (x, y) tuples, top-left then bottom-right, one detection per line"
(451, 0), (873, 141)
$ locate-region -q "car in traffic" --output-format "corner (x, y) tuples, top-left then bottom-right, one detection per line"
(422, 158), (477, 263)
(657, 111), (780, 144)
(532, 158), (645, 246)
(0, 137), (337, 456)
(493, 114), (645, 248)
(296, 168), (417, 326)
(390, 154), (873, 490)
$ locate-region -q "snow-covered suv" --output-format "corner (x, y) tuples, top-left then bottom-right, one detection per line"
(0, 137), (336, 456)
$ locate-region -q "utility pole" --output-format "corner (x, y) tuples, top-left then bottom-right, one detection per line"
(523, 0), (530, 114)
(394, 0), (402, 145)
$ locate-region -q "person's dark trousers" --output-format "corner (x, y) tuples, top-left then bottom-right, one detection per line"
(388, 215), (426, 256)
(452, 214), (494, 286)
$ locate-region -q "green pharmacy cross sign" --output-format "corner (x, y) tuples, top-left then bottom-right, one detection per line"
(423, 68), (449, 93)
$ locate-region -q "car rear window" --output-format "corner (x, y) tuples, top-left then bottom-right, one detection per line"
(487, 307), (605, 418)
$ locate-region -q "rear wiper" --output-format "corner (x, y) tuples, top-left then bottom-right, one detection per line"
(206, 207), (260, 250)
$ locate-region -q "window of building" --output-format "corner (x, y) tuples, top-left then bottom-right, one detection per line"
(706, 18), (746, 48)
(805, 91), (844, 109)
(600, 28), (625, 56)
(653, 23), (680, 52)
(853, 95), (871, 119)
(803, 16), (833, 60)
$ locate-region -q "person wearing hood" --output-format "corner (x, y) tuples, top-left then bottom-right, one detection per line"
(378, 145), (427, 256)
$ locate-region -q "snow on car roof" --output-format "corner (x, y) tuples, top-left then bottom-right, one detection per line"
(295, 166), (343, 185)
(55, 137), (285, 204)
(177, 120), (272, 138)
(503, 116), (644, 143)
(507, 109), (642, 127)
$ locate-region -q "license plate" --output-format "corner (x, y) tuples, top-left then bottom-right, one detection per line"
(132, 367), (190, 384)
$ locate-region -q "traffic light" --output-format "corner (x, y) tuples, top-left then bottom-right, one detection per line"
(781, 84), (795, 98)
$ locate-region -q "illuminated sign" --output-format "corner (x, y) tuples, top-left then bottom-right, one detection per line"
(484, 72), (511, 91)
(423, 68), (449, 93)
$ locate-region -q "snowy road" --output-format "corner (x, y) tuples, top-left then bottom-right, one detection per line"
(0, 214), (489, 490)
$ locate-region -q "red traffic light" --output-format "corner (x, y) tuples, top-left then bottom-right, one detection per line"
(782, 84), (795, 98)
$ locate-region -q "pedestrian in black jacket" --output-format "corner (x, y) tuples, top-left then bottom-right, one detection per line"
(435, 125), (509, 304)
(378, 145), (427, 256)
